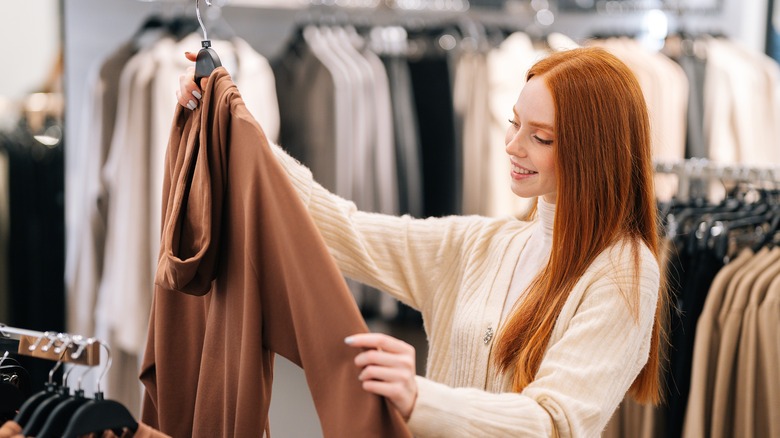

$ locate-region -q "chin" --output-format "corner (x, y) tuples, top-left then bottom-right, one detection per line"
(510, 187), (537, 199)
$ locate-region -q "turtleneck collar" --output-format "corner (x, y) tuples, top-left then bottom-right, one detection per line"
(537, 197), (556, 241)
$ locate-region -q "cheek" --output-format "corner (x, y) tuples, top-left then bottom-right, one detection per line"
(541, 150), (557, 174)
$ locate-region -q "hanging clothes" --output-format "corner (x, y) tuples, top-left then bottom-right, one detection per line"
(65, 41), (136, 342)
(407, 28), (461, 217)
(590, 37), (689, 202)
(66, 19), (279, 414)
(0, 147), (9, 325)
(140, 67), (410, 438)
(683, 244), (780, 438)
(379, 33), (424, 218)
(483, 31), (542, 218)
(2, 117), (65, 393)
(703, 37), (780, 166)
(274, 25), (407, 318)
(456, 45), (492, 216)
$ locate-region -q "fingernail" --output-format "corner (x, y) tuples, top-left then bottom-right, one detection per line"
(187, 101), (196, 111)
(192, 90), (202, 100)
(344, 336), (354, 345)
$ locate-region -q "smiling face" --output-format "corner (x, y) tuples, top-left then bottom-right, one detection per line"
(504, 75), (557, 204)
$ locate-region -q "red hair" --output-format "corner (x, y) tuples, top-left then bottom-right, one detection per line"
(494, 47), (666, 404)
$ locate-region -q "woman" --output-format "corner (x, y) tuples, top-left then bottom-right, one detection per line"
(177, 46), (665, 436)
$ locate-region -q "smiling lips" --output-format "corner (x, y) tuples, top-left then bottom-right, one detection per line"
(511, 162), (538, 177)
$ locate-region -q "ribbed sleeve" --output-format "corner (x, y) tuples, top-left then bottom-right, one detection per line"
(269, 141), (661, 438)
(270, 142), (485, 313)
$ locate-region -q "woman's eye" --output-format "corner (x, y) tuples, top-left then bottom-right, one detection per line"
(508, 119), (519, 128)
(533, 135), (553, 145)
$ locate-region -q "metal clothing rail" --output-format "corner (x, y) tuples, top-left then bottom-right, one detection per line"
(137, 0), (472, 13)
(561, 0), (723, 15)
(654, 159), (780, 182)
(654, 158), (780, 202)
(0, 324), (102, 366)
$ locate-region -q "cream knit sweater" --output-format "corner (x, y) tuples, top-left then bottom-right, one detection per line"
(271, 143), (661, 437)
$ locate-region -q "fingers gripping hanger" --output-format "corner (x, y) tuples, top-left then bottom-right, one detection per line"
(194, 0), (222, 86)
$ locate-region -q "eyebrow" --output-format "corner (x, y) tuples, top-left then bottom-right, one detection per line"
(512, 107), (554, 131)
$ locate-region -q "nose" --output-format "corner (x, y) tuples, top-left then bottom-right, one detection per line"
(505, 128), (527, 157)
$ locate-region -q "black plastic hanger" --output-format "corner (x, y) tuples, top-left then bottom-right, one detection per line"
(22, 385), (70, 436)
(21, 355), (82, 437)
(14, 355), (66, 426)
(36, 388), (91, 438)
(194, 0), (222, 86)
(35, 364), (94, 438)
(13, 384), (54, 425)
(60, 392), (138, 438)
(59, 342), (138, 437)
(713, 211), (775, 261)
(752, 206), (780, 251)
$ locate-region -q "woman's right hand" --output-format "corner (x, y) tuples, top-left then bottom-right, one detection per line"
(176, 51), (202, 111)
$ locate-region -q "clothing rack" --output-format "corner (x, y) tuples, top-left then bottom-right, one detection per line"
(560, 0), (723, 15)
(138, 0), (471, 12)
(0, 324), (101, 367)
(654, 159), (780, 202)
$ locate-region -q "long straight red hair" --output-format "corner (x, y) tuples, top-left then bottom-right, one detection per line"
(494, 47), (666, 404)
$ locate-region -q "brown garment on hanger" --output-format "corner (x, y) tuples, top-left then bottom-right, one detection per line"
(139, 67), (410, 438)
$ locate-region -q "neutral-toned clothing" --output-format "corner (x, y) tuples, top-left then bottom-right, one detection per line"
(66, 33), (281, 412)
(683, 246), (780, 438)
(710, 247), (774, 438)
(485, 32), (541, 218)
(382, 53), (423, 217)
(0, 150), (9, 323)
(271, 121), (661, 436)
(140, 68), (409, 438)
(703, 37), (780, 167)
(759, 272), (780, 438)
(95, 47), (159, 417)
(456, 50), (491, 216)
(65, 41), (135, 342)
(682, 248), (754, 437)
(734, 248), (780, 438)
(591, 38), (688, 202)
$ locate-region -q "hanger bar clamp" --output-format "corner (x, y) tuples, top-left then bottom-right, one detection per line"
(0, 323), (102, 366)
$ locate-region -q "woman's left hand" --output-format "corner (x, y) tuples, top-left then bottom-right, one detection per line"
(345, 333), (418, 420)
